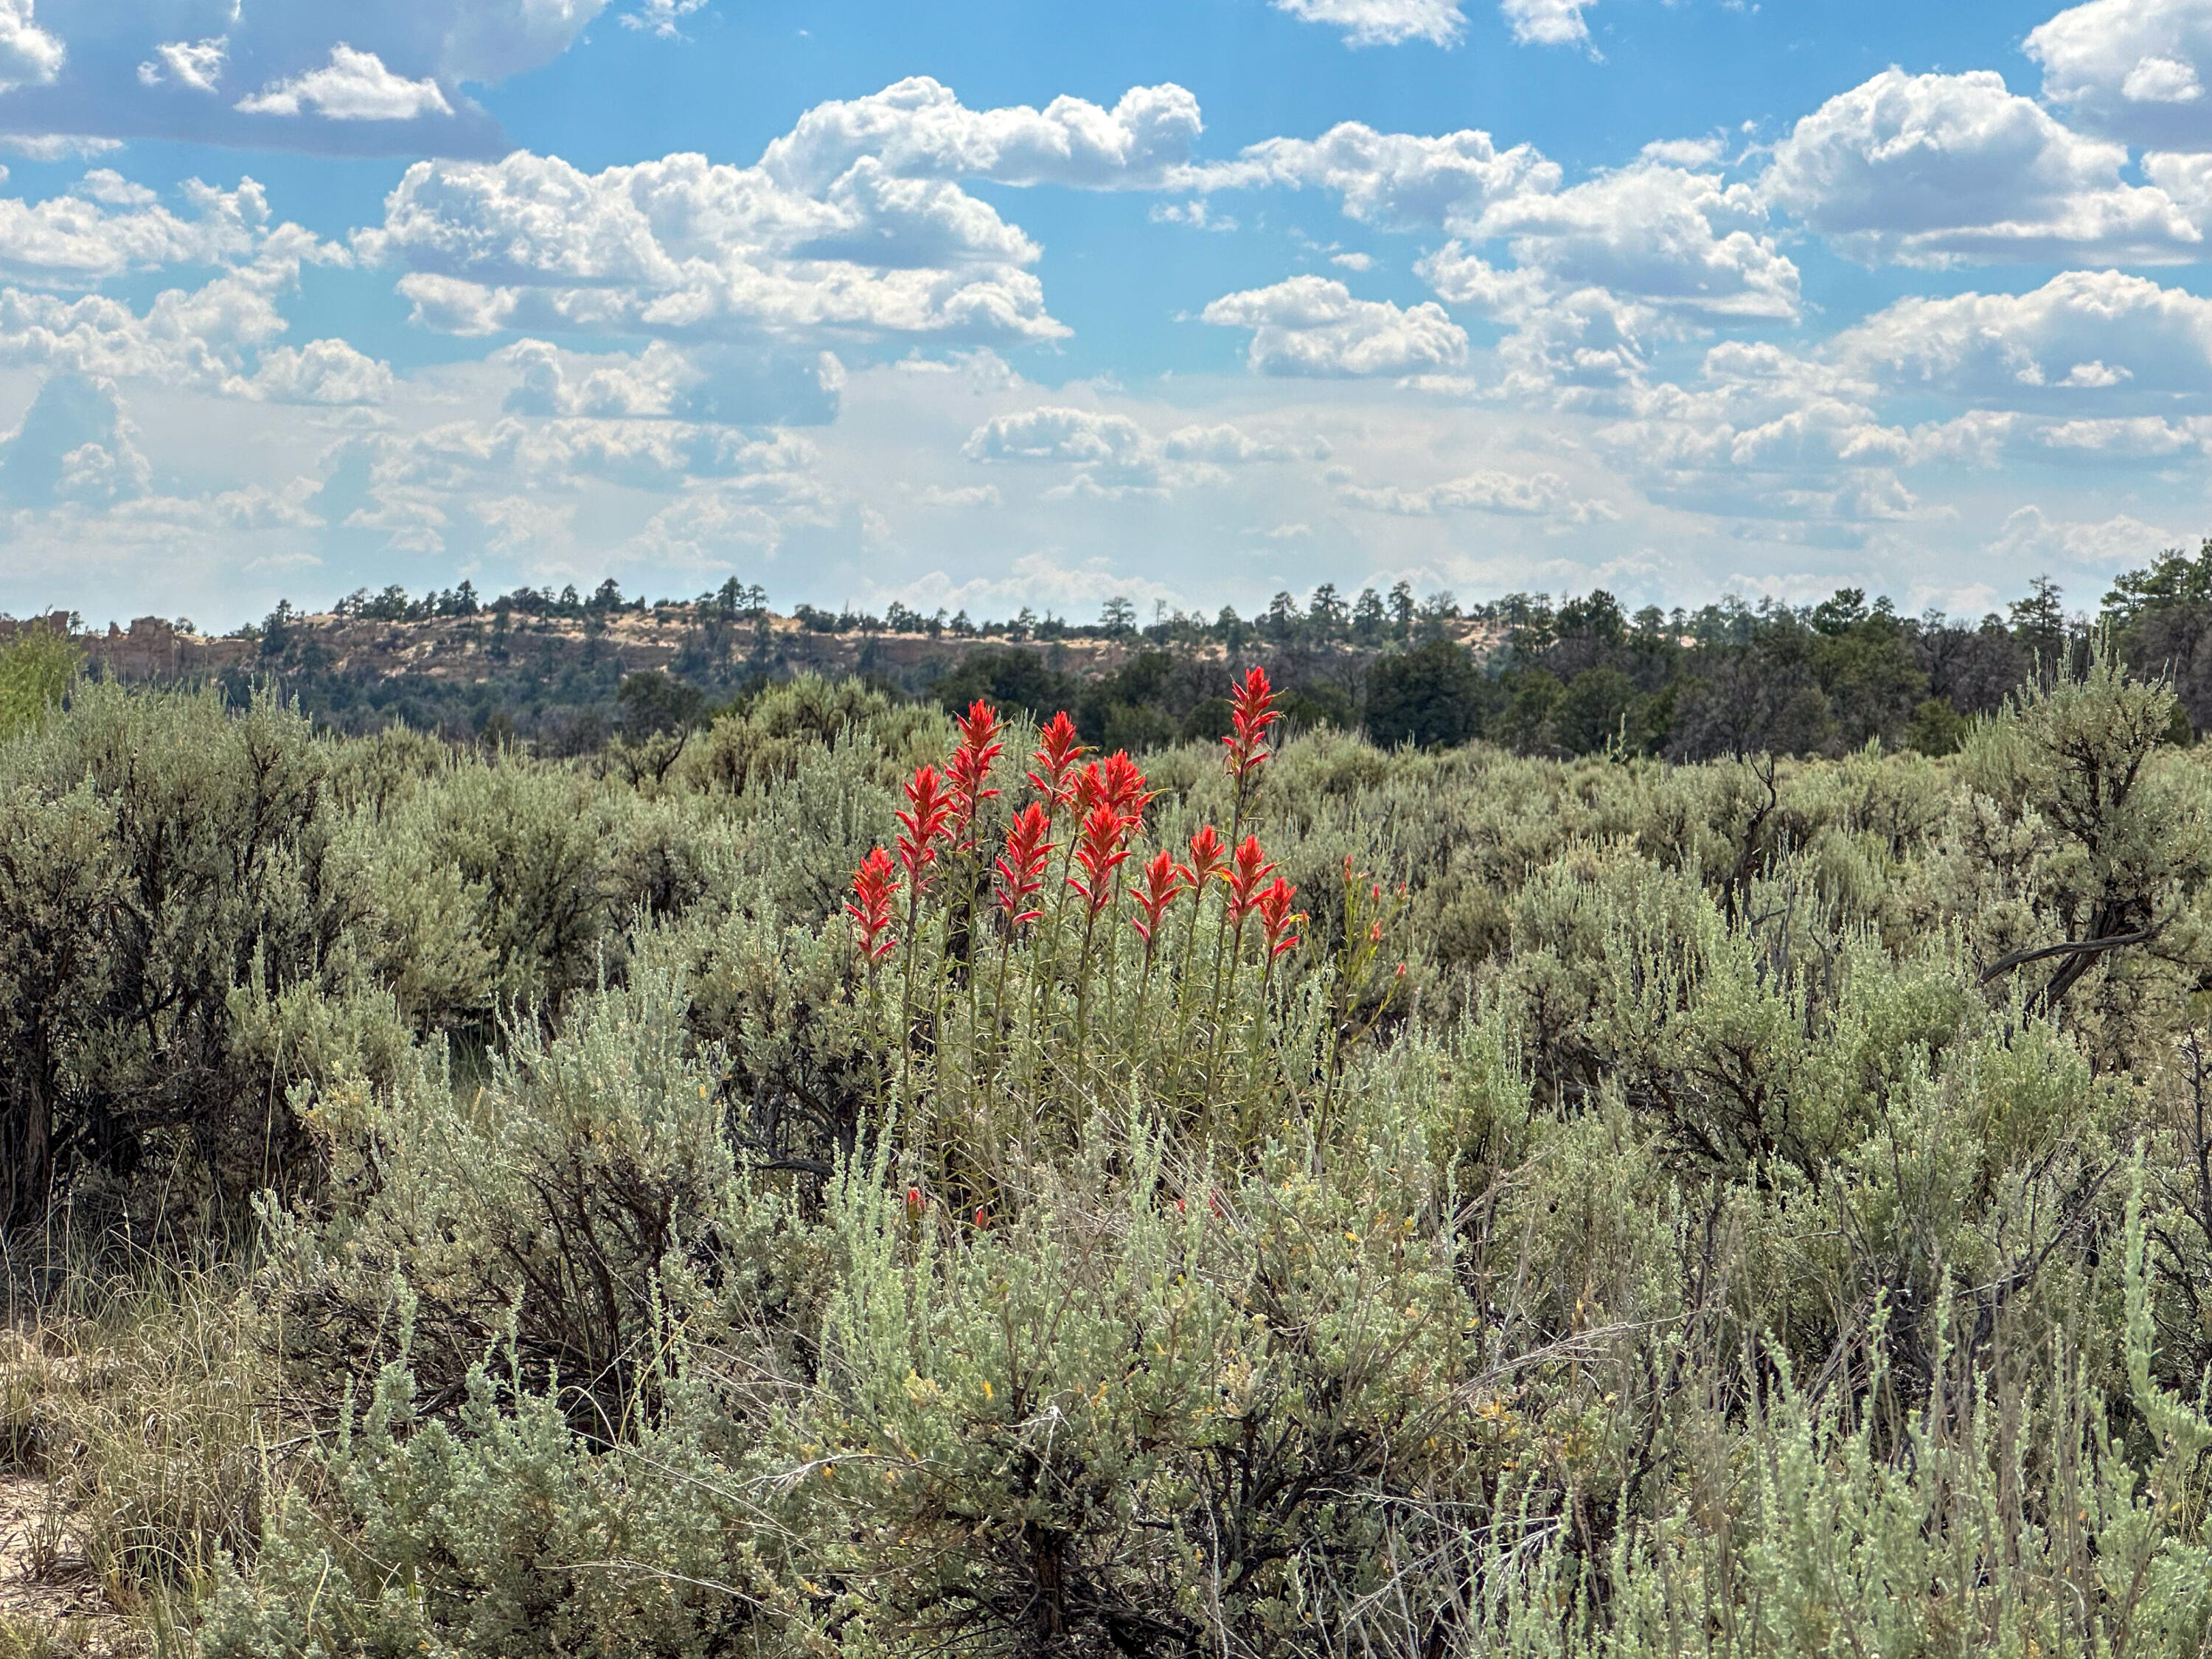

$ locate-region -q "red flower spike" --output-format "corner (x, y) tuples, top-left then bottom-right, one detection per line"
(993, 802), (1055, 929)
(1255, 875), (1306, 961)
(1222, 834), (1278, 930)
(947, 699), (1005, 846)
(1222, 664), (1281, 784)
(1186, 824), (1229, 891)
(1100, 751), (1154, 827)
(845, 847), (900, 962)
(1066, 799), (1135, 916)
(1069, 759), (1106, 818)
(974, 1206), (989, 1231)
(905, 1185), (924, 1219)
(895, 765), (955, 887)
(1026, 712), (1088, 813)
(1208, 1191), (1226, 1220)
(1127, 849), (1191, 946)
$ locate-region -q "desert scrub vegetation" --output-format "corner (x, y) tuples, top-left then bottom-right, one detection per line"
(9, 627), (2212, 1655)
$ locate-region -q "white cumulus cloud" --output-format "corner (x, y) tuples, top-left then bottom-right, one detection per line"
(2028, 0), (2212, 150)
(361, 145), (1063, 349)
(236, 45), (453, 122)
(138, 37), (226, 93)
(250, 338), (393, 405)
(0, 0), (62, 95)
(762, 76), (1203, 192)
(1831, 269), (2212, 402)
(1473, 159), (1800, 318)
(1188, 121), (1558, 234)
(1764, 68), (2202, 264)
(962, 403), (1301, 492)
(1270, 0), (1466, 47)
(1500, 0), (1593, 48)
(1200, 276), (1470, 377)
(0, 0), (616, 155)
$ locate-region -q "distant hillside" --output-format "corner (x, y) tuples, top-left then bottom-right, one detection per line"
(0, 597), (1500, 752)
(14, 547), (2212, 763)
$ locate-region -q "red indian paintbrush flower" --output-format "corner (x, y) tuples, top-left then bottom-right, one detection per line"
(1066, 799), (1135, 916)
(1127, 848), (1191, 947)
(993, 802), (1055, 928)
(895, 765), (955, 887)
(1100, 751), (1152, 827)
(947, 699), (1004, 847)
(1026, 711), (1088, 813)
(845, 846), (899, 962)
(1222, 664), (1281, 785)
(1186, 824), (1229, 892)
(1254, 875), (1304, 960)
(1222, 834), (1278, 931)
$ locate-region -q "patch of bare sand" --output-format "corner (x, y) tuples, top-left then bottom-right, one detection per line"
(0, 1459), (134, 1655)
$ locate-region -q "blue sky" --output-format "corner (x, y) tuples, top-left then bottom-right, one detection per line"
(0, 0), (2208, 630)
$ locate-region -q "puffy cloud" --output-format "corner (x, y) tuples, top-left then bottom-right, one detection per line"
(624, 0), (711, 38)
(250, 339), (393, 406)
(0, 0), (63, 95)
(964, 406), (1149, 467)
(1763, 69), (2202, 264)
(961, 403), (1304, 492)
(234, 46), (453, 122)
(0, 0), (614, 156)
(1150, 200), (1237, 232)
(1419, 246), (1660, 394)
(1831, 270), (2212, 401)
(1577, 341), (1930, 523)
(761, 77), (1202, 192)
(1200, 276), (1468, 377)
(0, 213), (376, 408)
(359, 84), (1184, 350)
(1338, 467), (1588, 515)
(0, 133), (117, 160)
(1190, 121), (1558, 234)
(2034, 414), (2212, 454)
(136, 37), (225, 93)
(0, 371), (149, 507)
(0, 173), (289, 288)
(1988, 502), (2191, 567)
(493, 338), (844, 426)
(1472, 160), (1799, 318)
(1500, 0), (1593, 48)
(2028, 0), (2212, 150)
(1269, 0), (1466, 48)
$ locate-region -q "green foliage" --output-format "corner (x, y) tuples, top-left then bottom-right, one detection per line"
(13, 652), (2212, 1655)
(0, 625), (77, 740)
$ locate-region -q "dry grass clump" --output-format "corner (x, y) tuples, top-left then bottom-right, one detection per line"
(0, 1245), (313, 1655)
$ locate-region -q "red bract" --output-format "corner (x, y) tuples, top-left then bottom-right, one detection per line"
(1066, 799), (1134, 916)
(1026, 711), (1088, 813)
(1222, 664), (1281, 785)
(1070, 759), (1106, 818)
(1127, 849), (1190, 947)
(947, 699), (1004, 846)
(1186, 824), (1229, 891)
(1100, 750), (1153, 827)
(845, 847), (899, 962)
(1223, 834), (1278, 930)
(1254, 876), (1305, 960)
(895, 765), (955, 887)
(993, 802), (1055, 928)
